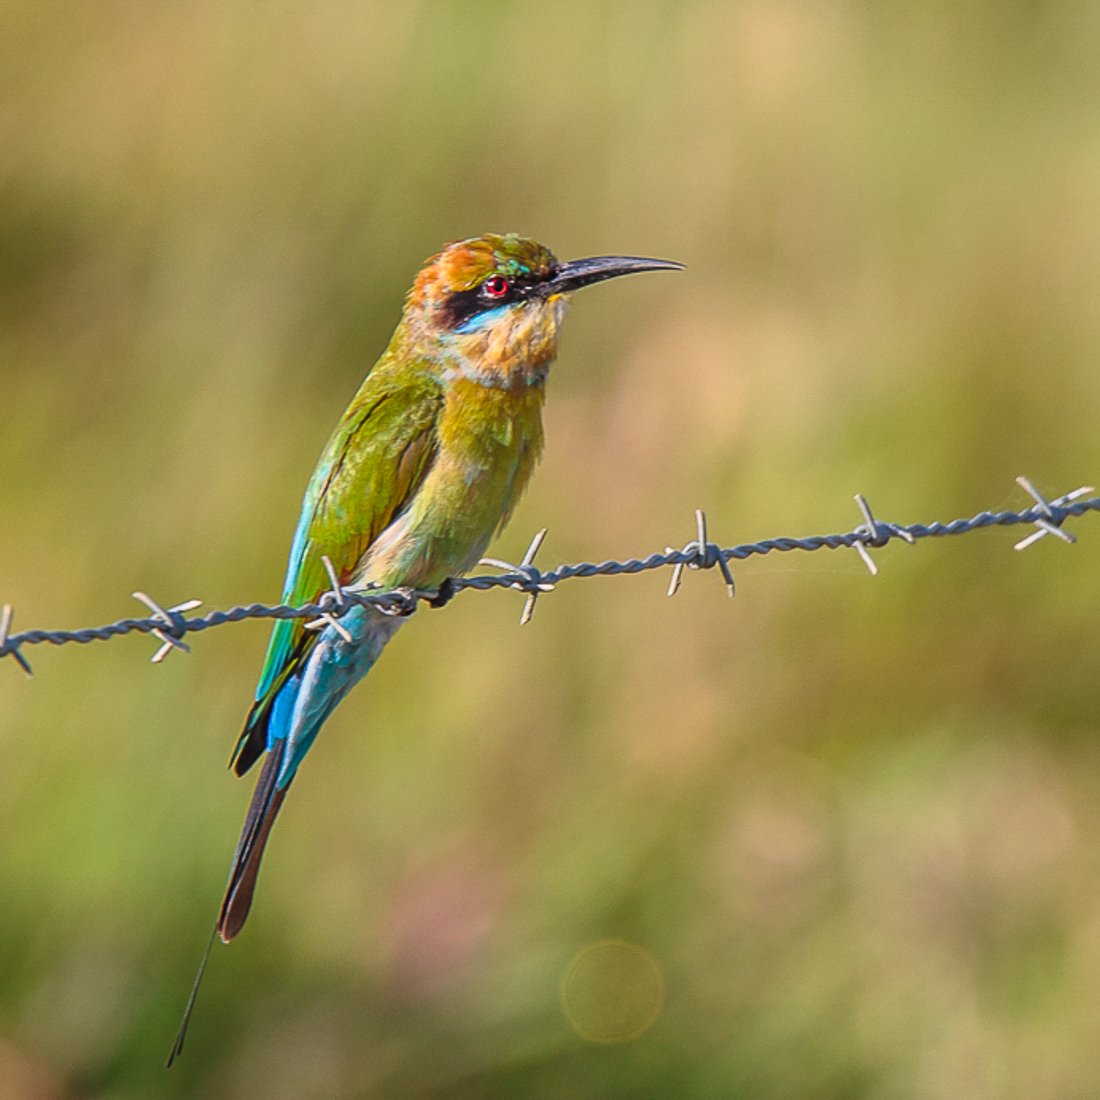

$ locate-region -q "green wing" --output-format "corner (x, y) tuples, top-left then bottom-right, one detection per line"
(232, 364), (444, 775)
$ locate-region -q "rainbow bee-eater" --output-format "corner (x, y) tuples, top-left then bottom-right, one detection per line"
(170, 235), (681, 1061)
(217, 234), (680, 939)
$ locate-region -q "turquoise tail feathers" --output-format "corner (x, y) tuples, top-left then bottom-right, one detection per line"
(218, 607), (404, 941)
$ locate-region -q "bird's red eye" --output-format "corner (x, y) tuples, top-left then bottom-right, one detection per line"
(482, 276), (509, 299)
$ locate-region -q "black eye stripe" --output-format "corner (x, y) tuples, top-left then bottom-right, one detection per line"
(441, 276), (539, 329)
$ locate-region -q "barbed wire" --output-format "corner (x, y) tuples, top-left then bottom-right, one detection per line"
(1, 476), (1096, 678)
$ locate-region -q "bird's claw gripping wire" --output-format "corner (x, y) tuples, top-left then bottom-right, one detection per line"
(479, 528), (554, 625)
(1013, 477), (1094, 551)
(131, 592), (202, 663)
(666, 510), (735, 598)
(426, 577), (457, 610)
(374, 587), (419, 618)
(0, 604), (33, 677)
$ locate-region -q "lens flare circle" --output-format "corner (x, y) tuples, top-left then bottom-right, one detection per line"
(560, 940), (664, 1044)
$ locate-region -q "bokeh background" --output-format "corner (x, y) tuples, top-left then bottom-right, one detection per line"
(3, 2), (1100, 1097)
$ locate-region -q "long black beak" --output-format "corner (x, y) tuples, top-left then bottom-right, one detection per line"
(543, 255), (684, 295)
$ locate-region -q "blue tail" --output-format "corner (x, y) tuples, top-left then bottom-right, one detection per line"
(218, 606), (403, 940)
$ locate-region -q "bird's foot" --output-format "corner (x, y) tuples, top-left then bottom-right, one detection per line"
(426, 577), (457, 609)
(378, 586), (419, 617)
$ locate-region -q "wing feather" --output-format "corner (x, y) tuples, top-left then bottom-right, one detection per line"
(232, 365), (444, 775)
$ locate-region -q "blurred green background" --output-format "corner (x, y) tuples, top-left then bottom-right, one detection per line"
(3, 2), (1100, 1097)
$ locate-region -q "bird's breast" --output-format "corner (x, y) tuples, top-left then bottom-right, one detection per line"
(360, 380), (546, 590)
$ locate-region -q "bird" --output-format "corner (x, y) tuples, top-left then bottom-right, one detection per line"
(168, 234), (681, 1061)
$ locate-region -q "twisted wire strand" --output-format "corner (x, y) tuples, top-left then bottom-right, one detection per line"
(2, 484), (1097, 673)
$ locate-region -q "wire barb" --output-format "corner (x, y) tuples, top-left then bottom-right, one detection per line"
(303, 555), (355, 641)
(479, 527), (554, 624)
(667, 510), (735, 597)
(320, 555), (346, 609)
(303, 612), (355, 644)
(1013, 477), (1094, 551)
(0, 603), (33, 677)
(131, 592), (202, 663)
(851, 494), (887, 575)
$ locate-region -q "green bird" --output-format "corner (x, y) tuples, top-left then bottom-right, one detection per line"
(170, 234), (681, 1060)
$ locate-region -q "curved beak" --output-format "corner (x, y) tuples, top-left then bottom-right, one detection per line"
(542, 255), (684, 296)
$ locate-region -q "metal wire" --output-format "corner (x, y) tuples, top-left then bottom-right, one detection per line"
(1, 477), (1096, 676)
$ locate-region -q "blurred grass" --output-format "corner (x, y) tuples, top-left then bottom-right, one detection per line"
(3, 1), (1100, 1096)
